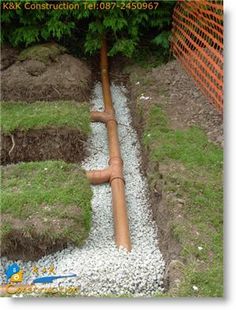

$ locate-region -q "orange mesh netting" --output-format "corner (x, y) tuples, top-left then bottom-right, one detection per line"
(171, 0), (223, 111)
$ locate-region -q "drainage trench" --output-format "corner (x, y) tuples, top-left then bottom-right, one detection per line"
(1, 43), (165, 296)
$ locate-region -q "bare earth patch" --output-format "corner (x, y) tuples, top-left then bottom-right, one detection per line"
(129, 60), (223, 147)
(1, 128), (87, 165)
(1, 43), (92, 102)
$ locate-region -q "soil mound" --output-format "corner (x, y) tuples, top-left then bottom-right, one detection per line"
(1, 43), (92, 102)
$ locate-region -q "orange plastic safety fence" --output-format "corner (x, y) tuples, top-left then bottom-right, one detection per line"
(171, 0), (223, 111)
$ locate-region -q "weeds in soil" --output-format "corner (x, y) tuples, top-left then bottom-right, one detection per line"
(143, 106), (223, 297)
(1, 101), (91, 135)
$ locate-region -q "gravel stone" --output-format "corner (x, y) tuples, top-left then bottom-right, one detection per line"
(1, 83), (165, 296)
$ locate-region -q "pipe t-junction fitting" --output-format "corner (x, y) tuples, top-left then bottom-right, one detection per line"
(86, 157), (124, 185)
(90, 111), (117, 125)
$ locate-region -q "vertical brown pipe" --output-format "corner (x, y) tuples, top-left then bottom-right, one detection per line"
(100, 39), (131, 251)
(111, 178), (131, 250)
(100, 40), (114, 113)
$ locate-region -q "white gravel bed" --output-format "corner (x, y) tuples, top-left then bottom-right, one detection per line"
(0, 83), (165, 297)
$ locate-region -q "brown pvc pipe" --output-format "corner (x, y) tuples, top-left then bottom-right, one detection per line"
(100, 41), (114, 113)
(86, 39), (131, 251)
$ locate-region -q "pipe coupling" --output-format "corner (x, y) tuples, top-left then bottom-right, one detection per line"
(109, 157), (125, 184)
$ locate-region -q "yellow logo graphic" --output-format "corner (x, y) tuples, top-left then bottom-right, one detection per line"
(10, 270), (24, 283)
(5, 263), (24, 284)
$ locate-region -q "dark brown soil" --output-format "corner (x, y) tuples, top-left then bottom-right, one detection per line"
(1, 204), (86, 260)
(0, 45), (19, 71)
(1, 214), (74, 260)
(1, 128), (87, 165)
(1, 45), (92, 102)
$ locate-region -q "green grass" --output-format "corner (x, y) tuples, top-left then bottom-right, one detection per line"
(143, 107), (223, 171)
(1, 101), (91, 135)
(1, 160), (93, 252)
(142, 106), (223, 297)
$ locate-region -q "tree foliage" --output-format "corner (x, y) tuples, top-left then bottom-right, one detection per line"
(1, 0), (176, 57)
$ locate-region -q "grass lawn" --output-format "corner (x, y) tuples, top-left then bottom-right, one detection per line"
(143, 106), (223, 297)
(1, 100), (92, 259)
(1, 160), (93, 259)
(1, 101), (91, 135)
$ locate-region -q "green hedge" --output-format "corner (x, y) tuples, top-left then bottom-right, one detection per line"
(1, 0), (176, 57)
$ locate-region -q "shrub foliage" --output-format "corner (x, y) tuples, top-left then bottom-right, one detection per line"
(1, 0), (176, 57)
